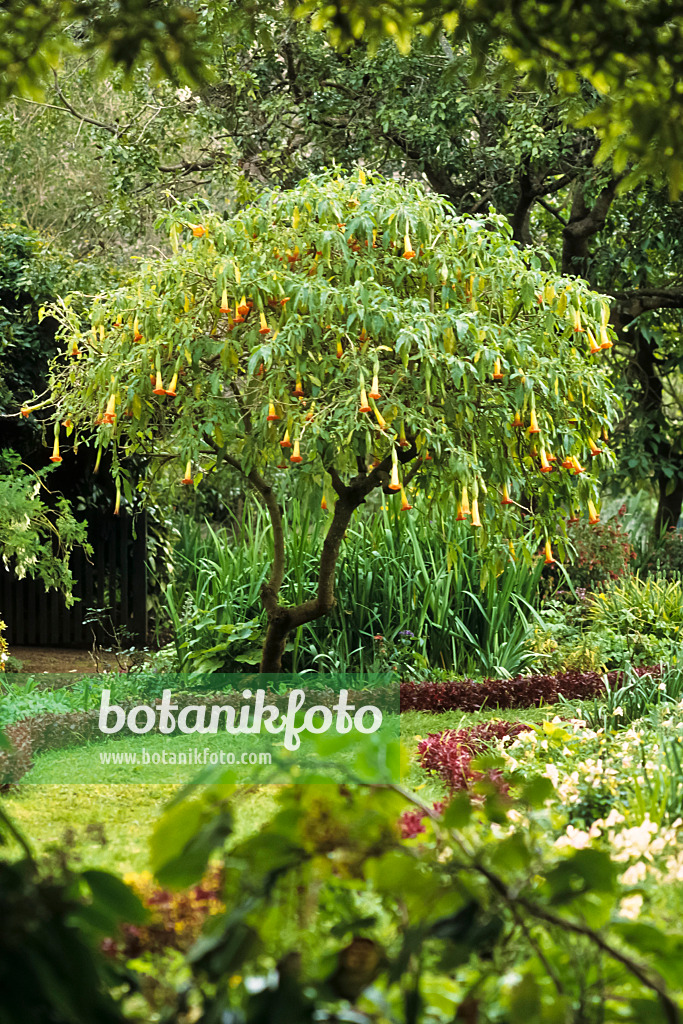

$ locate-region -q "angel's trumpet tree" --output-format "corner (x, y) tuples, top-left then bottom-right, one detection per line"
(46, 170), (619, 671)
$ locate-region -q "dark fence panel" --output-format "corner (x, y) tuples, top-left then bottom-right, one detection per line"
(0, 510), (147, 648)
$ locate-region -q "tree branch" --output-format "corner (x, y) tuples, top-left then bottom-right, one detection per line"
(51, 69), (123, 135)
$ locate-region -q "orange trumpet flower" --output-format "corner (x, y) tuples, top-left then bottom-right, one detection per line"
(544, 540), (555, 565)
(528, 406), (540, 434)
(599, 325), (613, 350)
(400, 486), (412, 511)
(165, 372), (179, 397)
(492, 359), (504, 381)
(280, 429), (292, 449)
(259, 311), (271, 335)
(50, 435), (62, 464)
(501, 482), (514, 506)
(266, 402), (280, 422)
(182, 460), (193, 485)
(103, 394), (117, 424)
(389, 458), (400, 491)
(153, 370), (165, 395)
(588, 499), (600, 524)
(403, 230), (416, 259)
(470, 497), (482, 527)
(290, 438), (303, 463)
(369, 372), (380, 400)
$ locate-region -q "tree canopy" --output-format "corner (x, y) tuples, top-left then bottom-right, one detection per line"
(44, 170), (619, 668)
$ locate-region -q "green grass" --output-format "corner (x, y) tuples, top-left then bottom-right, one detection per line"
(3, 702), (583, 874)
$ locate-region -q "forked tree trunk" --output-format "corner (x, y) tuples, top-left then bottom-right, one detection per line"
(221, 440), (418, 674)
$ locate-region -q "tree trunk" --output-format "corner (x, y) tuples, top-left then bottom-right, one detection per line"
(655, 473), (683, 537)
(260, 608), (294, 673)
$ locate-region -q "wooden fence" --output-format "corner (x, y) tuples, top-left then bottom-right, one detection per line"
(0, 511), (148, 647)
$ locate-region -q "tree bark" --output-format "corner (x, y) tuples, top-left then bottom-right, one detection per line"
(256, 446), (418, 673)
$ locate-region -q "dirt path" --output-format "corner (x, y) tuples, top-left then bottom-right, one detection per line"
(8, 646), (122, 675)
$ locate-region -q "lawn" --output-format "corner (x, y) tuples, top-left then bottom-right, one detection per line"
(3, 703), (571, 872)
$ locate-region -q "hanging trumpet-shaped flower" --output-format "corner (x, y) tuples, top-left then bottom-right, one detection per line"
(369, 370), (380, 400)
(359, 377), (371, 413)
(572, 308), (583, 333)
(259, 311), (271, 335)
(153, 370), (165, 395)
(561, 456), (574, 470)
(400, 485), (412, 511)
(321, 495), (328, 511)
(133, 317), (142, 342)
(103, 394), (117, 424)
(544, 540), (555, 565)
(403, 230), (416, 259)
(290, 438), (303, 463)
(280, 428), (292, 449)
(114, 483), (121, 516)
(398, 421), (410, 448)
(305, 401), (316, 422)
(220, 288), (231, 315)
(182, 460), (193, 485)
(238, 295), (249, 316)
(293, 376), (304, 397)
(539, 449), (552, 473)
(372, 402), (386, 430)
(571, 455), (586, 474)
(70, 340), (80, 356)
(587, 329), (601, 355)
(528, 404), (540, 434)
(336, 339), (344, 359)
(470, 497), (482, 527)
(588, 499), (600, 524)
(50, 434), (62, 464)
(599, 325), (613, 350)
(512, 410), (523, 428)
(234, 301), (244, 324)
(266, 401), (280, 422)
(588, 438), (602, 457)
(192, 224), (205, 238)
(492, 359), (504, 381)
(165, 371), (179, 397)
(389, 452), (400, 491)
(501, 482), (514, 506)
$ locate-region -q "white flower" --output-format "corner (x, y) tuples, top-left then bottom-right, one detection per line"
(618, 894), (643, 920)
(613, 706), (624, 717)
(619, 862), (647, 885)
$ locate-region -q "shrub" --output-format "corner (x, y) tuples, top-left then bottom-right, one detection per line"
(640, 528), (683, 579)
(588, 573), (683, 667)
(107, 867), (224, 957)
(417, 720), (529, 792)
(399, 668), (638, 712)
(546, 509), (635, 593)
